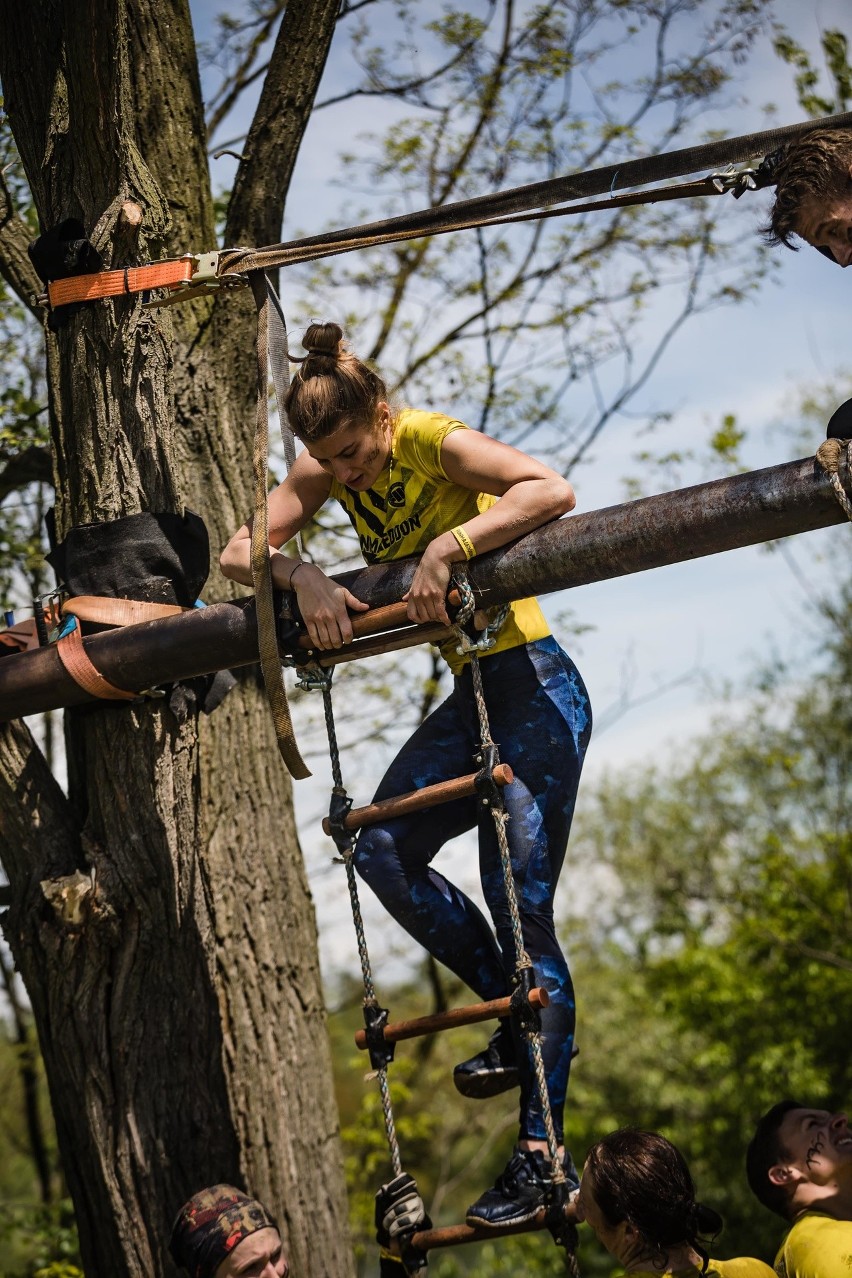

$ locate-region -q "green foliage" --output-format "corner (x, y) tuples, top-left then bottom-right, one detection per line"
(709, 414), (746, 468)
(327, 569), (852, 1272)
(288, 0), (776, 483)
(0, 1200), (82, 1278)
(772, 26), (852, 117)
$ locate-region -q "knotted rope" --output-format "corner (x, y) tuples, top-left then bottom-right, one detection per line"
(453, 569), (579, 1274)
(452, 569), (564, 1178)
(305, 662), (402, 1176)
(816, 437), (852, 523)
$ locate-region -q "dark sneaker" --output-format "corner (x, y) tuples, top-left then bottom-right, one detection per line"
(453, 1020), (518, 1098)
(466, 1147), (580, 1229)
(466, 1147), (568, 1228)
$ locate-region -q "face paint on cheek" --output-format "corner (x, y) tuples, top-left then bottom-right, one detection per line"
(363, 440), (381, 465)
(806, 1134), (825, 1169)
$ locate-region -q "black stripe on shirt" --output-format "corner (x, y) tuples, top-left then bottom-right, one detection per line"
(347, 490), (387, 538)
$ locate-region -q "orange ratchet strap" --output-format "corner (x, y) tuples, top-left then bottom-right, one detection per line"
(43, 252), (234, 310)
(56, 624), (137, 702)
(61, 596), (187, 627)
(54, 597), (190, 702)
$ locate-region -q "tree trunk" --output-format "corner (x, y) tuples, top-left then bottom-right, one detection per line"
(0, 2), (354, 1275)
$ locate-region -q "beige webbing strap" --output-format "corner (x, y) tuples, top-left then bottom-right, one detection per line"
(62, 596), (187, 626)
(249, 270), (310, 780)
(56, 623), (138, 701)
(816, 437), (852, 522)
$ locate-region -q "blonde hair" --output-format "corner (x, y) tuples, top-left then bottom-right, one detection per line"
(284, 322), (388, 441)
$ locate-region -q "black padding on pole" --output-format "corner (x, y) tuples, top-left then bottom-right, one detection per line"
(28, 219), (103, 284)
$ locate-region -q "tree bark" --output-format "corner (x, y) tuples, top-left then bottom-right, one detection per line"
(0, 2), (354, 1275)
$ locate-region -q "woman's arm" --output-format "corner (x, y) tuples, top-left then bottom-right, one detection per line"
(405, 430), (575, 625)
(219, 450), (369, 648)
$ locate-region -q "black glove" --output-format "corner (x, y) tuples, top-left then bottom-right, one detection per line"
(375, 1172), (430, 1246)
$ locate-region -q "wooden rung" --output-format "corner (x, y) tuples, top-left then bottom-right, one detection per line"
(323, 763), (513, 836)
(410, 1197), (578, 1250)
(294, 587), (493, 668)
(354, 987), (548, 1050)
(315, 623), (453, 668)
(297, 588), (463, 650)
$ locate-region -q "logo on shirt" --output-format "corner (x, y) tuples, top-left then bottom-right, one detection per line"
(387, 481), (406, 508)
(359, 512), (423, 559)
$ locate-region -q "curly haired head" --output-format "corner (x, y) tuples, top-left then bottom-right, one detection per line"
(763, 128), (852, 250)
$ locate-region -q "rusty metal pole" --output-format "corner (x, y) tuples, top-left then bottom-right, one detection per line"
(0, 454), (848, 722)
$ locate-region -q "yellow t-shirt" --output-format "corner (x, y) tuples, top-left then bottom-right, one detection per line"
(774, 1213), (852, 1278)
(627, 1261), (776, 1278)
(329, 408), (550, 674)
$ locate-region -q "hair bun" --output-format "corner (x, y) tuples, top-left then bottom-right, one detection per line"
(302, 321), (343, 361)
(284, 320), (388, 442)
(694, 1201), (723, 1239)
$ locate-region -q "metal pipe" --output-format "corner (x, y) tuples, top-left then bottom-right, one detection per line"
(0, 455), (847, 722)
(335, 454), (849, 608)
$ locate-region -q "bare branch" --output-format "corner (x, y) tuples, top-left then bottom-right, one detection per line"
(778, 935), (852, 974)
(0, 442), (52, 502)
(224, 0), (340, 250)
(560, 225), (715, 473)
(0, 167), (42, 315)
(0, 718), (79, 897)
(206, 10), (281, 142)
(315, 2), (498, 111)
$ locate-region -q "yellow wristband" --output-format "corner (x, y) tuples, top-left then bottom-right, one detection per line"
(450, 525), (476, 560)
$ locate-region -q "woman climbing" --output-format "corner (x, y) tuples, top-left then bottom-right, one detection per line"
(220, 322), (592, 1228)
(575, 1128), (776, 1278)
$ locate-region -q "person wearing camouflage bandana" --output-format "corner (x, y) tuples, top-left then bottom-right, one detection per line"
(169, 1185), (288, 1278)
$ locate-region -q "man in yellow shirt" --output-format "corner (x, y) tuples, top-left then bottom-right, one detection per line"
(746, 1101), (852, 1278)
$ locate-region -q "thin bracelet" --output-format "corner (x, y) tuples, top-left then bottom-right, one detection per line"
(450, 525), (476, 560)
(288, 560), (311, 589)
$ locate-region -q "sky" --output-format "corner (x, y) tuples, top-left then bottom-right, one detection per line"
(81, 2), (852, 978)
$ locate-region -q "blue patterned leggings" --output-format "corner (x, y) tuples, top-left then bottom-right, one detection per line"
(354, 636), (592, 1144)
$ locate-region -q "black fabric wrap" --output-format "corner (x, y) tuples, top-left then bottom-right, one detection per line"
(45, 508), (236, 715)
(46, 509), (209, 606)
(28, 219), (104, 285)
(28, 219), (105, 331)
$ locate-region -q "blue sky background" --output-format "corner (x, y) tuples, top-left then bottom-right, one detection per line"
(189, 0), (852, 975)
